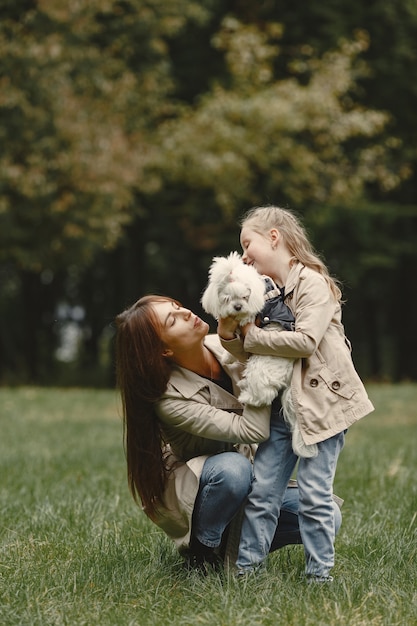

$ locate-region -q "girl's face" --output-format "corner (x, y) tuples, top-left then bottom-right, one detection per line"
(153, 300), (209, 355)
(240, 226), (277, 276)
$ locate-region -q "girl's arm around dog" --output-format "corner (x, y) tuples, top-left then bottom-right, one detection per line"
(244, 266), (341, 359)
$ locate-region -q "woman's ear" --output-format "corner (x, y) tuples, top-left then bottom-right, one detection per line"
(162, 348), (174, 358)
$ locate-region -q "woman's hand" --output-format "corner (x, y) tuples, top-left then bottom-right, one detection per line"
(217, 318), (255, 340)
(239, 322), (254, 338)
(217, 316), (240, 341)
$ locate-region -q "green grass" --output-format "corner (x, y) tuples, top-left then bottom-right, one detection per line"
(0, 385), (416, 626)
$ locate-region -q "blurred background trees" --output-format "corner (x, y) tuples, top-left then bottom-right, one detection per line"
(1, 0), (416, 385)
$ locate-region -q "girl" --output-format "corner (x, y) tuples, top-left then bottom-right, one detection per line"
(114, 295), (340, 573)
(218, 206), (374, 582)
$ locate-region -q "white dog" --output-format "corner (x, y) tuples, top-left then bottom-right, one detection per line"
(201, 251), (317, 458)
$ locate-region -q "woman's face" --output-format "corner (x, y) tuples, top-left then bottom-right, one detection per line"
(153, 300), (209, 354)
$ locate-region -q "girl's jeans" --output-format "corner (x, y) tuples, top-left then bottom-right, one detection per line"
(237, 403), (345, 577)
(192, 448), (341, 552)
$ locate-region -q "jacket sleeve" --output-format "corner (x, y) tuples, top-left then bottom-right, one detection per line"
(244, 271), (338, 358)
(219, 336), (248, 363)
(156, 391), (270, 444)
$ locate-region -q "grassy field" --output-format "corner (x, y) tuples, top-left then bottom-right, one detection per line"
(0, 385), (416, 626)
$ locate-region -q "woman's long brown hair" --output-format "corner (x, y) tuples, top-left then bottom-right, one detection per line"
(115, 295), (177, 519)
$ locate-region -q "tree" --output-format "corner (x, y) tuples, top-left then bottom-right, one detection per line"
(149, 20), (407, 216)
(1, 1), (416, 383)
(0, 0), (207, 381)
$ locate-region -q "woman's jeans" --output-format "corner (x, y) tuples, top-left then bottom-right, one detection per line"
(237, 405), (345, 577)
(192, 452), (253, 548)
(192, 448), (341, 553)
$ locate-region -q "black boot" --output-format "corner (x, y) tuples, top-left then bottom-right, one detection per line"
(186, 537), (223, 574)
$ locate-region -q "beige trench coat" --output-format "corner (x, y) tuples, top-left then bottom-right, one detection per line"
(152, 335), (271, 553)
(223, 262), (374, 446)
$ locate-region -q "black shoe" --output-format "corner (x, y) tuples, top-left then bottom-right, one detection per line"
(186, 538), (223, 575)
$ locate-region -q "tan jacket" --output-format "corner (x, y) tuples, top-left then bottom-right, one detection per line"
(223, 262), (374, 446)
(152, 335), (271, 552)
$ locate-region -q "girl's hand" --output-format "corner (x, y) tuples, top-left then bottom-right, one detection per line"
(217, 316), (240, 341)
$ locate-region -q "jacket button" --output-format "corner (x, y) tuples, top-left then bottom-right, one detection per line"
(310, 378), (319, 387)
(331, 381), (340, 390)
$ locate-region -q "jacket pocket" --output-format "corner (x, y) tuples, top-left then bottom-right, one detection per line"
(318, 366), (355, 400)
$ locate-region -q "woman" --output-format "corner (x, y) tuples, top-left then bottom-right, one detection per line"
(114, 295), (342, 573)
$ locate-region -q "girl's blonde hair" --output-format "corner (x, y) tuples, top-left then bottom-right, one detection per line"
(241, 206), (342, 302)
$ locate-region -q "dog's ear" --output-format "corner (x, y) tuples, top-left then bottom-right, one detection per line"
(201, 281), (220, 318)
(227, 251), (243, 265)
(207, 255), (236, 285)
(201, 253), (240, 318)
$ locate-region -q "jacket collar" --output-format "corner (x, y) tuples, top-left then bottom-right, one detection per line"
(285, 261), (305, 296)
(167, 334), (243, 409)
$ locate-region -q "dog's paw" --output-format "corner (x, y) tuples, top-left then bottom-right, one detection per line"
(261, 386), (281, 405)
(238, 385), (278, 407)
(238, 390), (265, 407)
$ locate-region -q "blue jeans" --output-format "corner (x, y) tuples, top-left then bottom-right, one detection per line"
(269, 482), (341, 551)
(237, 404), (345, 577)
(192, 452), (253, 548)
(193, 450), (334, 551)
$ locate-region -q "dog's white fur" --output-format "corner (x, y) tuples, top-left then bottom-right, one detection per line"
(201, 251), (317, 458)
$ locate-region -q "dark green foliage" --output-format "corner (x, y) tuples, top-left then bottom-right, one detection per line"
(0, 0), (416, 384)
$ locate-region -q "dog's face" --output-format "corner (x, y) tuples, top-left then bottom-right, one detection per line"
(217, 278), (256, 320)
(201, 252), (266, 323)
